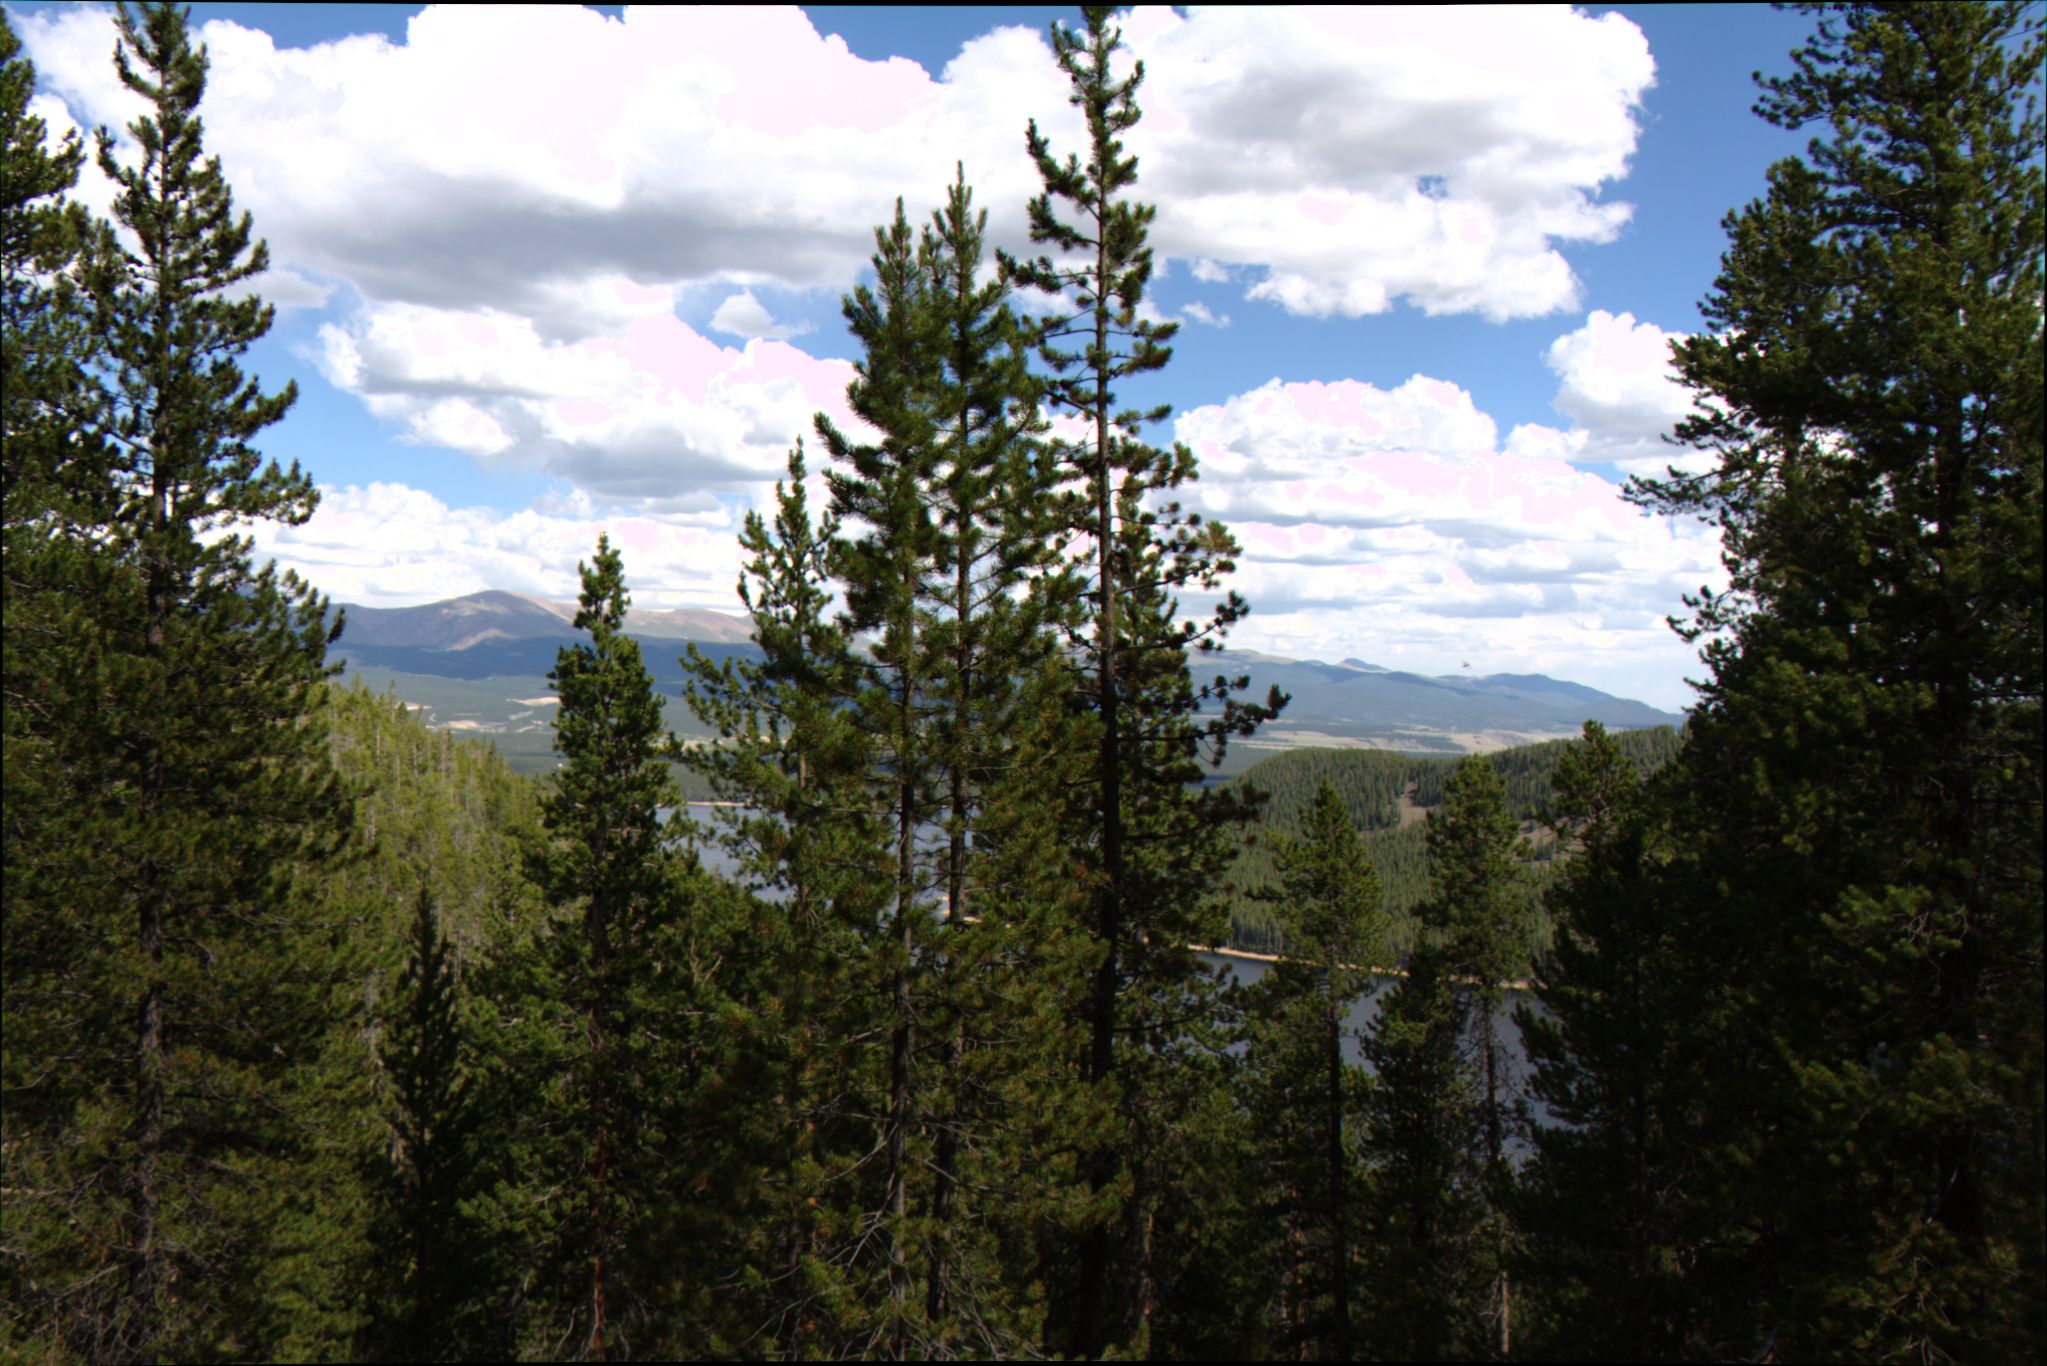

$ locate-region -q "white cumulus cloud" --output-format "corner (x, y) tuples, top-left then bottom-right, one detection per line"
(20, 3), (1654, 329)
(1506, 309), (1717, 477)
(310, 285), (864, 509)
(1171, 373), (1724, 709)
(244, 481), (751, 612)
(1122, 5), (1654, 321)
(709, 289), (814, 342)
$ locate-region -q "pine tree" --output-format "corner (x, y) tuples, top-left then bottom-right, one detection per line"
(3, 4), (353, 1356)
(679, 449), (892, 1357)
(1620, 4), (2043, 1357)
(1358, 930), (1486, 1362)
(999, 9), (1280, 1351)
(1360, 756), (1529, 1360)
(362, 882), (490, 1362)
(0, 17), (115, 1352)
(808, 172), (1078, 1357)
(1434, 756), (1532, 1358)
(522, 534), (705, 1360)
(1511, 721), (1747, 1359)
(1243, 779), (1385, 1359)
(814, 201), (948, 1355)
(912, 169), (1068, 1354)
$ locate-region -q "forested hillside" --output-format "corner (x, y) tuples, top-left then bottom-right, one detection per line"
(1222, 727), (1683, 953)
(316, 678), (549, 957)
(4, 5), (2038, 1363)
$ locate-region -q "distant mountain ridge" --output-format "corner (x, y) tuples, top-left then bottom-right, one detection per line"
(333, 590), (754, 649)
(328, 591), (1686, 758)
(1208, 658), (1682, 750)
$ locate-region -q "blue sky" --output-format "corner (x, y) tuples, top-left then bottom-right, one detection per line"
(9, 3), (1827, 710)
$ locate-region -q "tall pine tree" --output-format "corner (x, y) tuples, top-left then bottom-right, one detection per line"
(1000, 10), (1280, 1352)
(814, 202), (947, 1355)
(679, 449), (893, 1357)
(810, 171), (1079, 1357)
(912, 169), (1071, 1355)
(1620, 4), (2042, 1357)
(1514, 721), (1720, 1359)
(1436, 756), (1532, 1360)
(522, 534), (705, 1359)
(4, 4), (353, 1356)
(1361, 755), (1529, 1360)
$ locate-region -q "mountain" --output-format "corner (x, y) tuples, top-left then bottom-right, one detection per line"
(1213, 655), (1682, 754)
(333, 590), (753, 649)
(325, 591), (1687, 770)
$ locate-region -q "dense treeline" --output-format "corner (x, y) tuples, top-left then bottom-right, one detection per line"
(1410, 727), (1680, 817)
(1232, 727), (1680, 832)
(1223, 727), (1680, 953)
(4, 4), (2039, 1363)
(320, 679), (548, 954)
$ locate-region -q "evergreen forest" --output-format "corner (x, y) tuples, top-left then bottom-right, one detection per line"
(3, 4), (2040, 1361)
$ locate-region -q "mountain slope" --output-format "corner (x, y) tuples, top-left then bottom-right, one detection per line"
(332, 590), (754, 649)
(326, 592), (1687, 762)
(1216, 656), (1682, 743)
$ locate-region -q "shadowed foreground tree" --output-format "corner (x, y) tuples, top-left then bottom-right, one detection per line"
(1432, 756), (1532, 1358)
(1616, 3), (2043, 1357)
(1360, 756), (1528, 1361)
(1358, 923), (1484, 1363)
(1514, 721), (1722, 1358)
(1243, 779), (1385, 1360)
(361, 882), (492, 1363)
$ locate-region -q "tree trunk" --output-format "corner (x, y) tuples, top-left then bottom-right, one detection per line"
(1328, 990), (1351, 1362)
(588, 906), (610, 1363)
(126, 433), (173, 1363)
(886, 663), (916, 1355)
(1074, 213), (1124, 1363)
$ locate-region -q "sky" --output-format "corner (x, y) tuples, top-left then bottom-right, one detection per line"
(8, 3), (1829, 711)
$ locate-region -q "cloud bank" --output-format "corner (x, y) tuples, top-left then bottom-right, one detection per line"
(250, 480), (752, 614)
(245, 312), (1725, 711)
(1170, 362), (1722, 709)
(21, 3), (1654, 326)
(25, 5), (1715, 708)
(311, 278), (862, 505)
